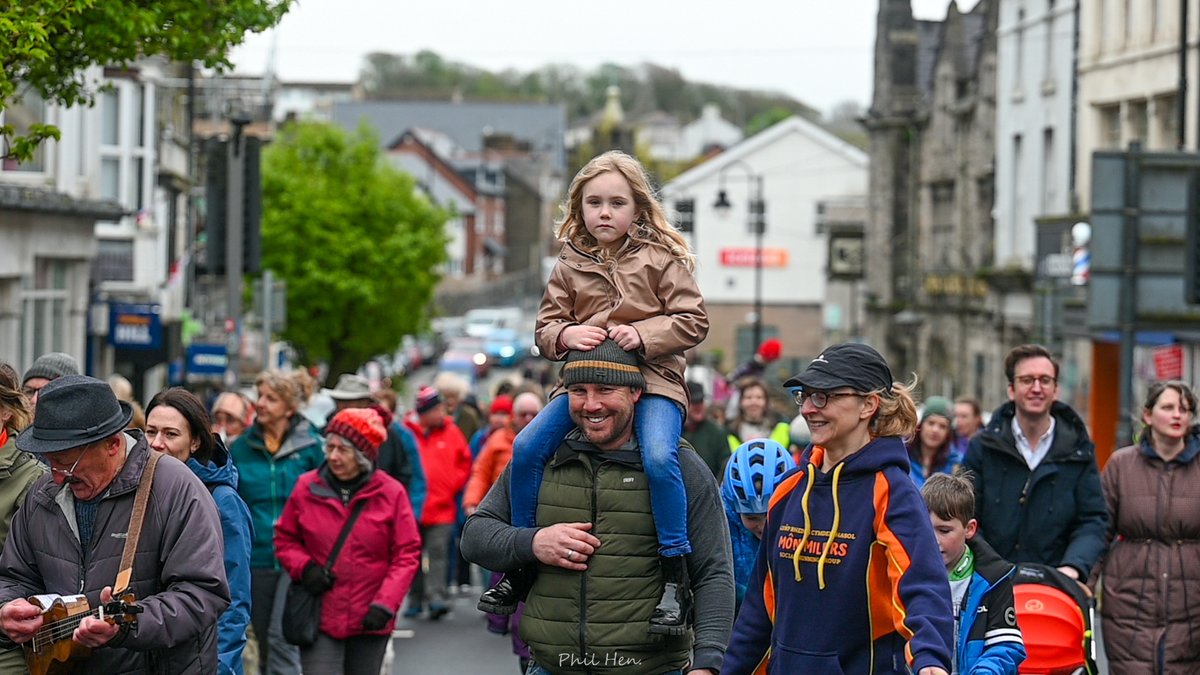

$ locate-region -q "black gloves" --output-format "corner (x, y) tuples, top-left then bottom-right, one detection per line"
(300, 562), (335, 595)
(362, 604), (394, 631)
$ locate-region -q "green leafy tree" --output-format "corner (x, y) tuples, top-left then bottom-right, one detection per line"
(2, 0), (290, 161)
(261, 122), (449, 384)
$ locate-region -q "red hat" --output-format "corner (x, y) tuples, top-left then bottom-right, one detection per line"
(325, 408), (386, 461)
(489, 395), (514, 415)
(757, 338), (782, 362)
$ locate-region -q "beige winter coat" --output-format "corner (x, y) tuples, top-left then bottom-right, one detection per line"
(1094, 434), (1200, 675)
(536, 242), (708, 408)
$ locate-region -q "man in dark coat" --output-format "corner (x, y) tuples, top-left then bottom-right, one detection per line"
(963, 345), (1108, 581)
(0, 375), (230, 674)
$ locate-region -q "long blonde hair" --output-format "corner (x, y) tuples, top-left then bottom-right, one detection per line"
(868, 377), (920, 439)
(556, 151), (695, 272)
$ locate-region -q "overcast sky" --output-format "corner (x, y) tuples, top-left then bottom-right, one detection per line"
(229, 0), (981, 116)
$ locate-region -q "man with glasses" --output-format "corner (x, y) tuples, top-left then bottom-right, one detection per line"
(21, 352), (80, 404)
(962, 344), (1108, 582)
(0, 375), (229, 672)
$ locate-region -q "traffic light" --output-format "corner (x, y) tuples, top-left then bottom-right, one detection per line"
(201, 137), (262, 276)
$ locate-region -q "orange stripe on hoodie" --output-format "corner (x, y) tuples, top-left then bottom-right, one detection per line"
(870, 473), (917, 647)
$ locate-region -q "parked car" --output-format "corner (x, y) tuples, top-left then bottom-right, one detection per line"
(440, 336), (490, 379)
(463, 307), (523, 338)
(483, 328), (530, 368)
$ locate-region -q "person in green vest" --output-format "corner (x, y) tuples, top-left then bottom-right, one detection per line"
(725, 378), (791, 452)
(461, 344), (734, 675)
(682, 382), (730, 480)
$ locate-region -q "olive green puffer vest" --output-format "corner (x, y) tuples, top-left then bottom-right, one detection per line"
(520, 445), (691, 674)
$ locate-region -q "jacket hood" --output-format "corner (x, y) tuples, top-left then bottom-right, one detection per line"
(187, 434), (239, 491)
(246, 415), (320, 458)
(1138, 425), (1200, 464)
(981, 400), (1095, 462)
(801, 435), (912, 478)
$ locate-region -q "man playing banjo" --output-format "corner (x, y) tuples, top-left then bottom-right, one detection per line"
(0, 375), (229, 673)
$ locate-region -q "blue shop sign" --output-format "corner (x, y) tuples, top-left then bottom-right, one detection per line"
(109, 304), (162, 350)
(186, 343), (228, 377)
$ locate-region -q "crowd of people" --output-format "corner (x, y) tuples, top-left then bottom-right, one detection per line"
(0, 149), (1196, 675)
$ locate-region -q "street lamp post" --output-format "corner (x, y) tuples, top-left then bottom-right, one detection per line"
(713, 163), (766, 352)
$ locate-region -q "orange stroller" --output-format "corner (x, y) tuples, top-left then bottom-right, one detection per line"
(1011, 563), (1097, 675)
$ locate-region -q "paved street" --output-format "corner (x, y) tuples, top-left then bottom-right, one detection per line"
(388, 588), (521, 675)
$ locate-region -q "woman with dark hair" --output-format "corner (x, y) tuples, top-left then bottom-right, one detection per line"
(725, 377), (791, 450)
(146, 387), (253, 675)
(0, 362), (46, 672)
(1093, 380), (1200, 674)
(906, 396), (963, 488)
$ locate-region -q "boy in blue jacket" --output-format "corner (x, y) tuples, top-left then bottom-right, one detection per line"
(922, 472), (1025, 674)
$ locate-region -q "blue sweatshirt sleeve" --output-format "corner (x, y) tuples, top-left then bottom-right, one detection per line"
(397, 424), (427, 521)
(214, 485), (253, 675)
(876, 471), (954, 673)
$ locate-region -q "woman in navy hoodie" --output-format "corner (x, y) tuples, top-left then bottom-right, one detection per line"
(722, 343), (953, 675)
(146, 388), (254, 675)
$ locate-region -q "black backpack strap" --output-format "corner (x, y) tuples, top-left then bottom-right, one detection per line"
(325, 500), (368, 572)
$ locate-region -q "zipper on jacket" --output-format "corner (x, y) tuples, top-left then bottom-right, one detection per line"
(579, 459), (600, 675)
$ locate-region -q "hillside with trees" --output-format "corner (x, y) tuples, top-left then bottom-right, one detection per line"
(358, 50), (839, 133)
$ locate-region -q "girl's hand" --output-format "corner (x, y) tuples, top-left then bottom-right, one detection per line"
(561, 325), (608, 351)
(607, 325), (642, 351)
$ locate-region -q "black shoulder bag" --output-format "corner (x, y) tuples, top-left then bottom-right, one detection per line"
(282, 500), (368, 647)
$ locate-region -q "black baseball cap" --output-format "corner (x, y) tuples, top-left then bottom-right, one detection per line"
(783, 343), (894, 395)
(686, 381), (705, 403)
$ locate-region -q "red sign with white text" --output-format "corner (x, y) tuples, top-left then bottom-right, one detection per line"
(1153, 344), (1183, 380)
(719, 248), (789, 268)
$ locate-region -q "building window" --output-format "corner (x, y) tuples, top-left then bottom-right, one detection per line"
(1, 89), (47, 172)
(20, 259), (71, 367)
(92, 238), (135, 283)
(101, 89), (120, 146)
(1099, 105), (1121, 149)
(1014, 9), (1025, 94)
(1043, 10), (1055, 87)
(101, 157), (121, 200)
(1128, 100), (1149, 143)
(1124, 0), (1134, 46)
(1156, 94), (1178, 148)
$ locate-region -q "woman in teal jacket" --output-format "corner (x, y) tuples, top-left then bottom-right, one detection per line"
(231, 370), (325, 675)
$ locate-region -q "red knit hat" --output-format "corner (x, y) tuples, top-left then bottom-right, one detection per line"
(757, 338), (782, 362)
(325, 408), (386, 461)
(490, 395), (513, 415)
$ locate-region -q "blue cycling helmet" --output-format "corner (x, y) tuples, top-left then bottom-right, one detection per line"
(723, 439), (796, 514)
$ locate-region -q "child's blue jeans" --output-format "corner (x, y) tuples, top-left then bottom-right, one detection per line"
(509, 393), (691, 557)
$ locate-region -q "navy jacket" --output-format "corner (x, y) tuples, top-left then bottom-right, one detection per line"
(963, 401), (1108, 577)
(188, 437), (254, 675)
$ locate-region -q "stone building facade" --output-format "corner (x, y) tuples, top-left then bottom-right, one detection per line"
(864, 0), (1009, 404)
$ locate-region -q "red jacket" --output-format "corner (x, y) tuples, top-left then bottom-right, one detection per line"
(404, 414), (472, 526)
(275, 469), (421, 640)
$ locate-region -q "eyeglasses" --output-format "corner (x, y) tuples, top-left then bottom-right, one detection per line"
(49, 443), (95, 480)
(791, 390), (864, 408)
(1014, 375), (1056, 389)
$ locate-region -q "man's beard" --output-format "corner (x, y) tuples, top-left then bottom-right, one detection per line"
(571, 406), (634, 448)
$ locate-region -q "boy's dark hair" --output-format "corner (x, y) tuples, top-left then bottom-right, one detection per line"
(1003, 344), (1059, 383)
(920, 470), (976, 525)
(953, 396), (981, 418)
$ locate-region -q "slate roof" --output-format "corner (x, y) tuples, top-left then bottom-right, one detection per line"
(333, 100), (567, 171)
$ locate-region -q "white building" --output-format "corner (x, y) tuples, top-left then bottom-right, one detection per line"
(661, 116), (868, 369)
(1077, 0), (1192, 206)
(994, 0), (1079, 269)
(0, 59), (190, 389)
(680, 104), (744, 159)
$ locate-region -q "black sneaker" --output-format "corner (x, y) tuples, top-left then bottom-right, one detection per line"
(428, 603), (450, 621)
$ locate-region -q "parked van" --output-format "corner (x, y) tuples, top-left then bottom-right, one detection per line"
(463, 306), (523, 338)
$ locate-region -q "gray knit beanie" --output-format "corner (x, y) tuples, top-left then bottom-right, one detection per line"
(562, 339), (645, 389)
(23, 352), (81, 385)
